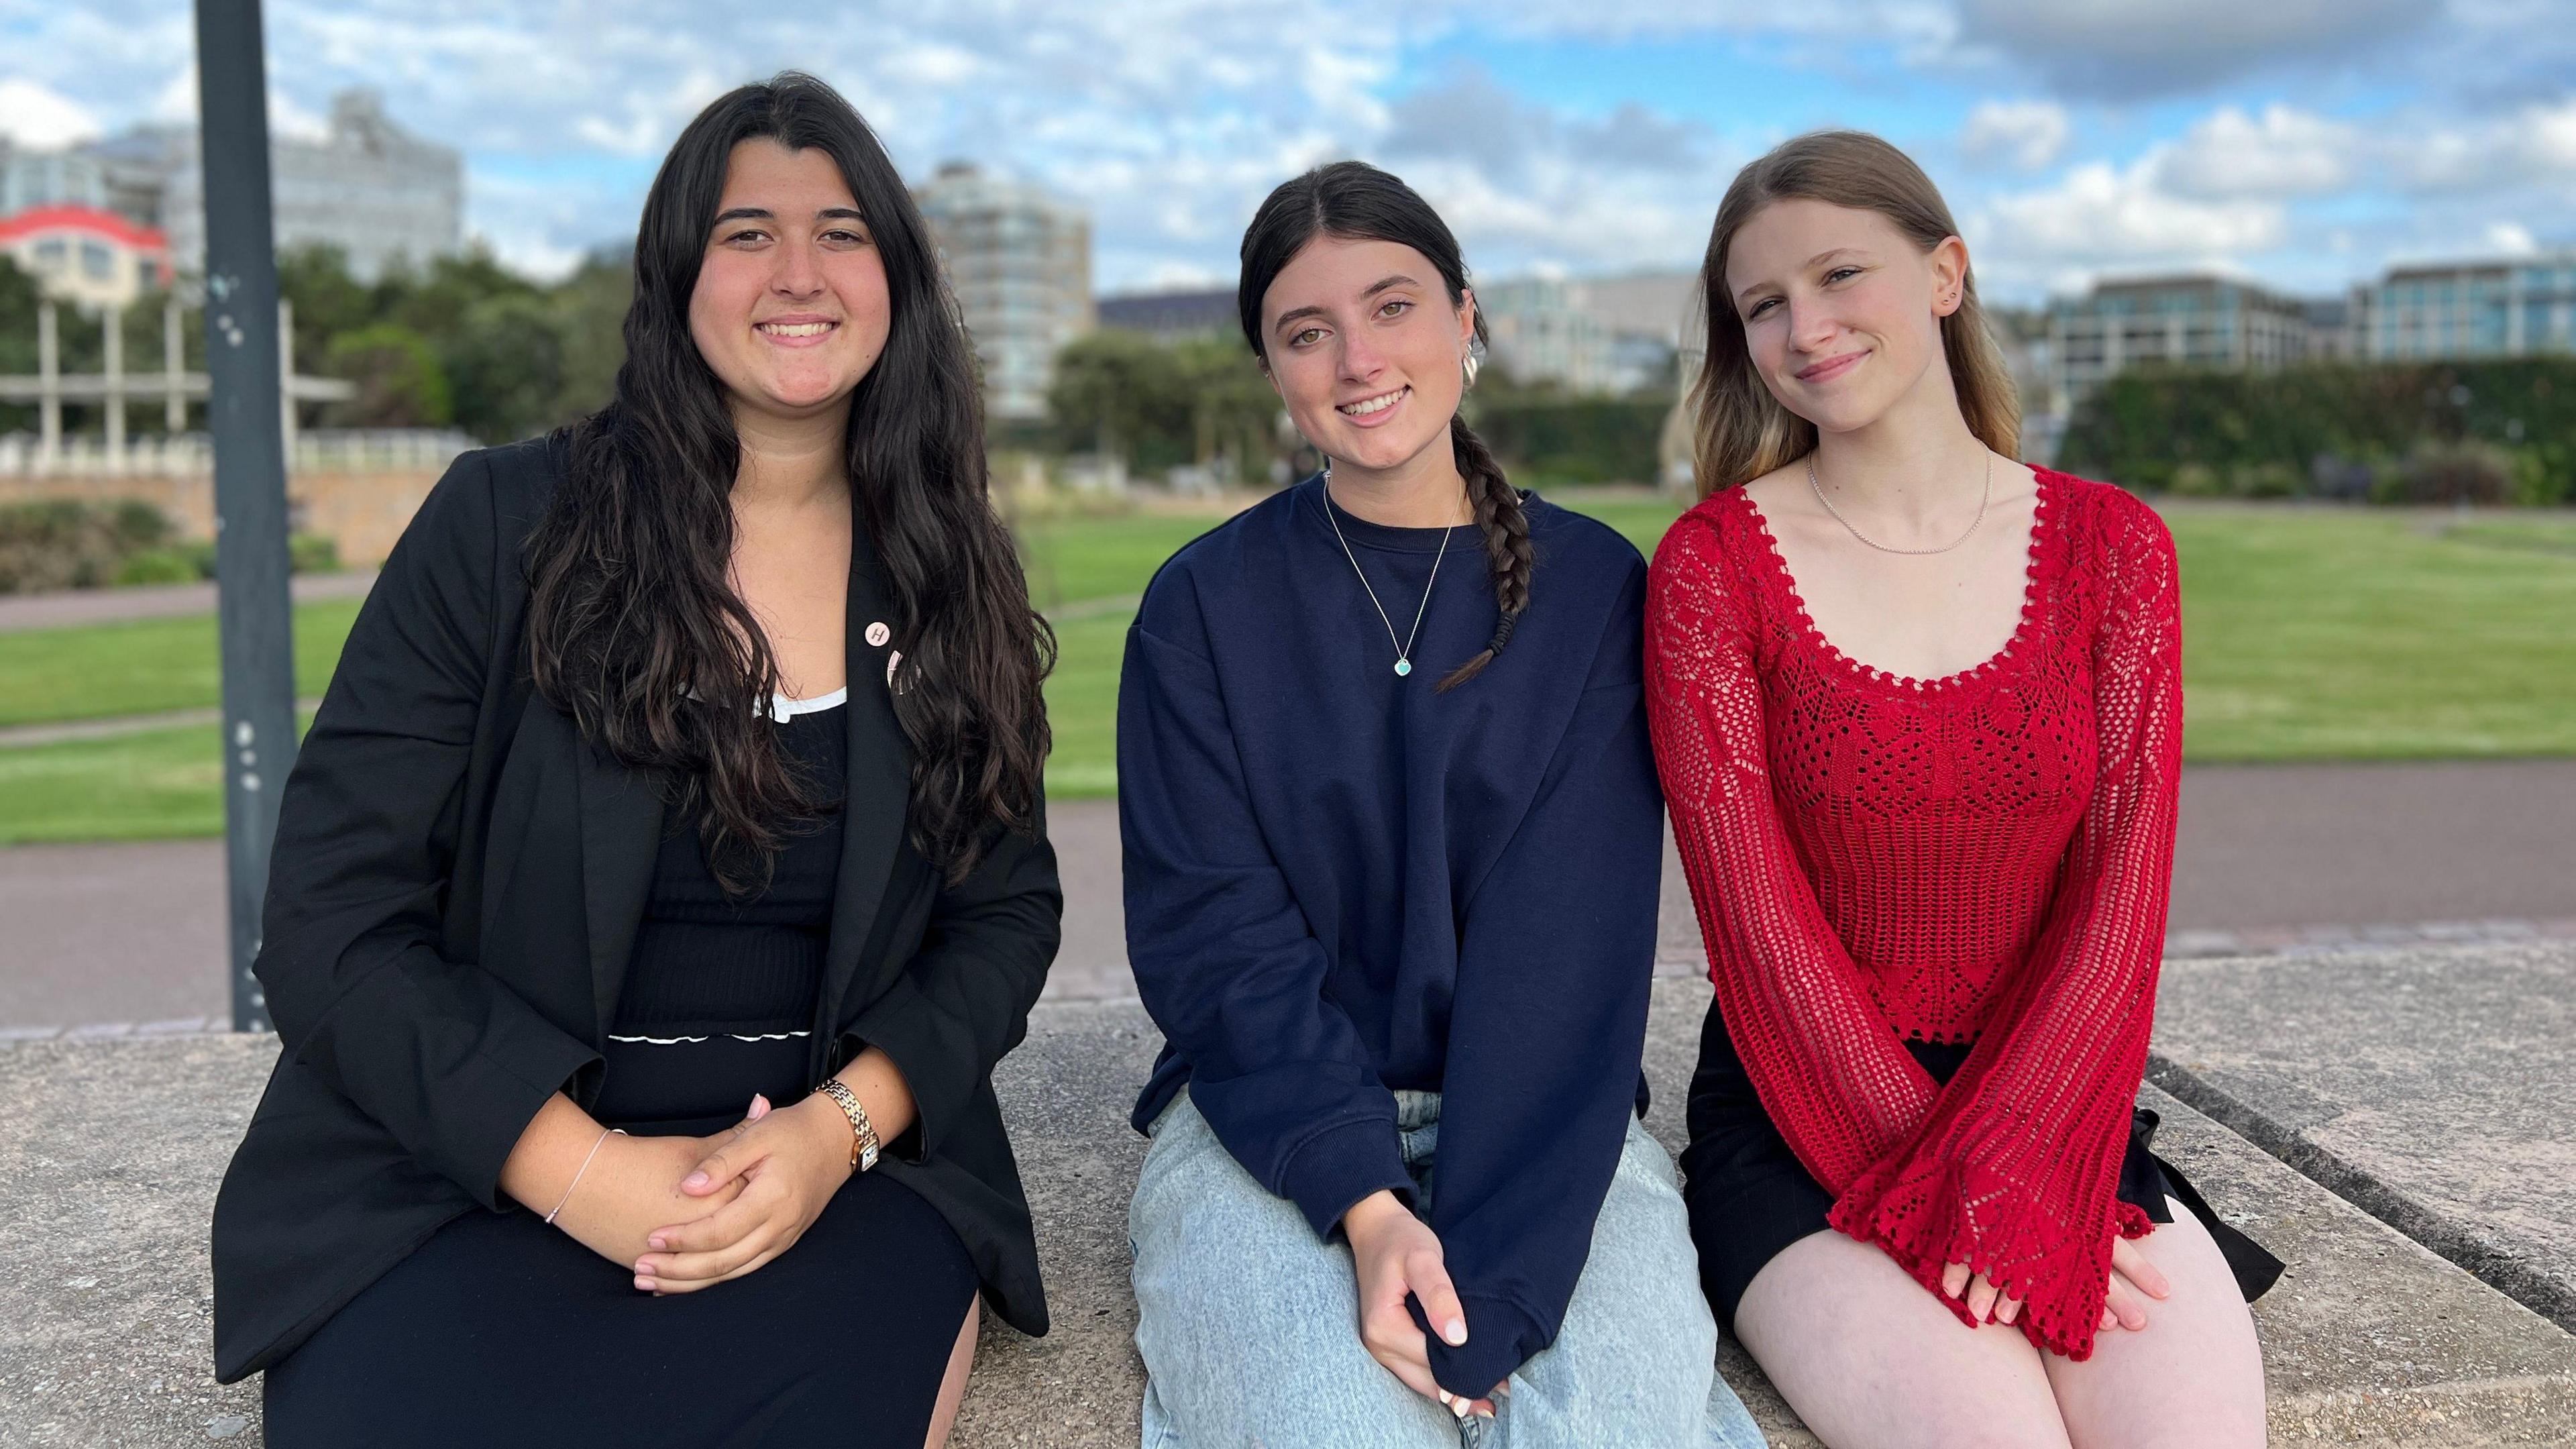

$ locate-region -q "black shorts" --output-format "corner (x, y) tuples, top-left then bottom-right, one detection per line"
(1678, 991), (2282, 1335)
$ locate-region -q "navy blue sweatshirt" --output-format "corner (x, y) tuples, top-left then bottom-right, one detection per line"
(1119, 476), (1664, 1397)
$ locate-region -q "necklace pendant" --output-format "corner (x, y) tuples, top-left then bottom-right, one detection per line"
(1394, 659), (1413, 677)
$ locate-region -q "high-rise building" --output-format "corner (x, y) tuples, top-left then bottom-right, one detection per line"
(2047, 274), (2313, 404)
(19, 89), (464, 284)
(912, 162), (1092, 422)
(1477, 270), (1695, 396)
(2349, 254), (2576, 360)
(1095, 287), (1236, 343)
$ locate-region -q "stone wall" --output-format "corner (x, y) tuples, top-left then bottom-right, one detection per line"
(0, 468), (444, 568)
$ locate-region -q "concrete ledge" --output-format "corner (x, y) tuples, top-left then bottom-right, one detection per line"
(2151, 941), (2576, 1339)
(7, 968), (2576, 1446)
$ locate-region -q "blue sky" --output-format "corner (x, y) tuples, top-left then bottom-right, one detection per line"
(3, 0), (2571, 305)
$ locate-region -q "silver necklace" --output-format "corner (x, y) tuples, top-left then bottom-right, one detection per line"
(1807, 450), (1992, 556)
(1321, 468), (1458, 678)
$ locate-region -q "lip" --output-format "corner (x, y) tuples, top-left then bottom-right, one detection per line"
(1794, 350), (1866, 384)
(1334, 385), (1409, 429)
(754, 315), (841, 348)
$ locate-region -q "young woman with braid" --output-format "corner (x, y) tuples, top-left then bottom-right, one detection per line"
(1118, 161), (1762, 1448)
(1649, 129), (2281, 1448)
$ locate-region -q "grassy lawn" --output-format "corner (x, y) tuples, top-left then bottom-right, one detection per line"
(0, 600), (360, 729)
(4, 494), (2572, 838)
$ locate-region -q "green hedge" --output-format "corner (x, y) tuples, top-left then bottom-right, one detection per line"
(2057, 358), (2576, 502)
(0, 499), (342, 595)
(1465, 394), (1672, 487)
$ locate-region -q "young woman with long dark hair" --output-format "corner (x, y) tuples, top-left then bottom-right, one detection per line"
(210, 74), (1061, 1448)
(1117, 160), (1762, 1448)
(1649, 130), (2280, 1447)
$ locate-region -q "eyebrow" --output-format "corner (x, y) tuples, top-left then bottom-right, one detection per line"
(1735, 249), (1867, 305)
(1271, 274), (1424, 334)
(711, 207), (867, 226)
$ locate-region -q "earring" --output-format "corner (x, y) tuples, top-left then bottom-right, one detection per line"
(1462, 352), (1481, 388)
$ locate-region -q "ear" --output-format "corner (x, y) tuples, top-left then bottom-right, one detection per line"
(1457, 287), (1478, 348)
(1929, 236), (1970, 316)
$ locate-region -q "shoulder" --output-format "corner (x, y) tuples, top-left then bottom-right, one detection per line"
(2041, 467), (2175, 563)
(1646, 487), (1752, 588)
(1133, 482), (1305, 642)
(400, 434), (567, 565)
(1522, 494), (1645, 579)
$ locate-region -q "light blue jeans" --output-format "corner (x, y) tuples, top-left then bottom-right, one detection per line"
(1130, 1088), (1766, 1449)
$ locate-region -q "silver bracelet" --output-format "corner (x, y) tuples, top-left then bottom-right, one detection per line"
(545, 1126), (625, 1225)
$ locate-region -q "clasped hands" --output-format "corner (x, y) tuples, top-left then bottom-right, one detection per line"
(1939, 1234), (2172, 1336)
(549, 1091), (855, 1295)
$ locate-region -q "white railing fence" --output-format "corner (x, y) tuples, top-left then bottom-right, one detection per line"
(0, 429), (476, 478)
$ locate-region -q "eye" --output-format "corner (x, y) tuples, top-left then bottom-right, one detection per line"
(1289, 326), (1325, 347)
(1746, 297), (1780, 319)
(1824, 266), (1862, 284)
(1377, 298), (1412, 319)
(722, 227), (771, 246)
(822, 227), (872, 246)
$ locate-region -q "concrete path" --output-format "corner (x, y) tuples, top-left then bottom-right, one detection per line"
(6, 759), (2576, 1033)
(9, 965), (2574, 1446)
(0, 572), (377, 634)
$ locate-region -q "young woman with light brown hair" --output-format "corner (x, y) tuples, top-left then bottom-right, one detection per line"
(1646, 130), (2281, 1447)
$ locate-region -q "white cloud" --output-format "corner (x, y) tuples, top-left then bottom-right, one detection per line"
(0, 78), (103, 148)
(1961, 99), (2070, 170)
(148, 68), (332, 143)
(1974, 155), (2287, 292)
(2487, 221), (2538, 255)
(2154, 104), (2357, 199)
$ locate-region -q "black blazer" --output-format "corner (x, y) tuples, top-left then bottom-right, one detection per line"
(210, 437), (1061, 1382)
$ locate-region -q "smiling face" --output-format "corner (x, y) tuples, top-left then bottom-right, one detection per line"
(687, 138), (893, 427)
(1258, 235), (1474, 478)
(1723, 197), (1968, 438)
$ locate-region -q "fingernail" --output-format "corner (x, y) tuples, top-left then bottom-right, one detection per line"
(1443, 1318), (1467, 1346)
(634, 1277), (655, 1292)
(1477, 1406), (1495, 1420)
(683, 1173), (708, 1191)
(1450, 1397), (1469, 1419)
(647, 1235), (665, 1250)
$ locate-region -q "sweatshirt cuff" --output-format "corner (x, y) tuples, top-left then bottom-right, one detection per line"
(1279, 1116), (1411, 1239)
(1424, 1293), (1550, 1400)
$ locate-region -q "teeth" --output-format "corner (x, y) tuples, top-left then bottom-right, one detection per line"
(1340, 388), (1404, 416)
(759, 321), (833, 337)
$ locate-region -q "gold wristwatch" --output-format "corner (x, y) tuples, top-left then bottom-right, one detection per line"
(815, 1077), (881, 1173)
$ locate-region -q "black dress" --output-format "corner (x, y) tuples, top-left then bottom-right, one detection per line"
(1680, 992), (2282, 1336)
(262, 698), (977, 1448)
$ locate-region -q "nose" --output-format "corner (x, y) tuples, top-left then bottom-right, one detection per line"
(1338, 328), (1385, 384)
(770, 235), (826, 301)
(1785, 295), (1837, 356)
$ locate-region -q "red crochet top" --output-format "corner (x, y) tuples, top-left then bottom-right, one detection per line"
(1644, 467), (2181, 1361)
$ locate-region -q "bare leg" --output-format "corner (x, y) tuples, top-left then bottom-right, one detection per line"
(1735, 1230), (2073, 1449)
(922, 1297), (979, 1449)
(2044, 1201), (2265, 1449)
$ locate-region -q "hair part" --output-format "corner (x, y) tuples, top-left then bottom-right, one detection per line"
(1688, 129), (2021, 498)
(1235, 160), (1531, 690)
(525, 71), (1053, 893)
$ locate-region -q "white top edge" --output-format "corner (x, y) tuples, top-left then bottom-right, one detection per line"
(767, 686), (849, 722)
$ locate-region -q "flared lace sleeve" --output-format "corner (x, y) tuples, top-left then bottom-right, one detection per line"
(1645, 506), (1939, 1195)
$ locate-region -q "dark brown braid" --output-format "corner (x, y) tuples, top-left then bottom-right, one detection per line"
(1436, 414), (1534, 692)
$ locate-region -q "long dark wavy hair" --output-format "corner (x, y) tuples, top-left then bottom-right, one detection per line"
(527, 72), (1053, 892)
(1236, 162), (1532, 692)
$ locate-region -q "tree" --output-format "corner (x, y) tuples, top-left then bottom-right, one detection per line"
(325, 323), (453, 427)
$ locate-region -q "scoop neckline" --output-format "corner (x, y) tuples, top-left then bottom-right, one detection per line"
(1733, 464), (2062, 694)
